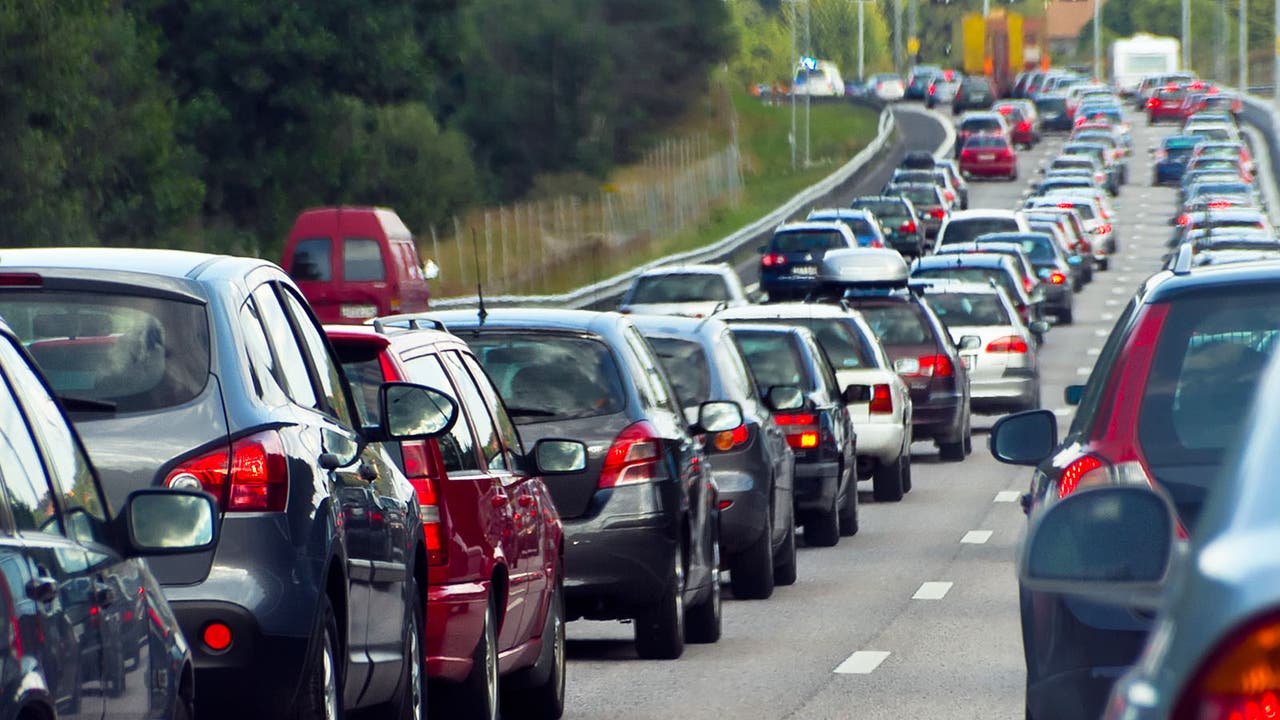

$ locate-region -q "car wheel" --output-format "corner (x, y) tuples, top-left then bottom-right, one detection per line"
(938, 438), (965, 461)
(634, 546), (685, 659)
(901, 457), (913, 493)
(963, 421), (973, 456)
(730, 517), (775, 600)
(504, 572), (565, 720)
(438, 599), (500, 720)
(773, 513), (798, 586)
(804, 495), (840, 547)
(1098, 256), (1110, 271)
(385, 580), (427, 720)
(1025, 386), (1042, 412)
(1058, 307), (1074, 325)
(872, 456), (905, 502)
(293, 594), (341, 720)
(1009, 169), (1018, 181)
(837, 481), (859, 537)
(685, 532), (721, 644)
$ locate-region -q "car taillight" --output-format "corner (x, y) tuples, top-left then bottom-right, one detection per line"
(929, 208), (946, 220)
(1148, 98), (1161, 108)
(776, 412), (820, 450)
(1177, 214), (1190, 226)
(1049, 271), (1067, 285)
(902, 354), (954, 378)
(1207, 200), (1233, 209)
(401, 440), (448, 565)
(1022, 275), (1036, 293)
(1056, 303), (1170, 500)
(1093, 223), (1112, 235)
(869, 384), (893, 414)
(598, 421), (662, 488)
(1017, 121), (1031, 132)
(1172, 613), (1280, 720)
(986, 336), (1029, 353)
(0, 273), (42, 288)
(762, 252), (787, 268)
(960, 149), (975, 160)
(929, 85), (937, 95)
(165, 430), (289, 511)
(712, 424), (749, 452)
(943, 190), (956, 202)
(899, 220), (917, 233)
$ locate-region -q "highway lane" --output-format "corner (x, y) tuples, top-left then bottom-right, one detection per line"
(560, 105), (1186, 720)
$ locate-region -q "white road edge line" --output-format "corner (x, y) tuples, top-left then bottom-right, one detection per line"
(834, 650), (891, 675)
(913, 581), (954, 600)
(961, 530), (993, 544)
(1087, 347), (1102, 355)
(995, 491), (1021, 503)
(1076, 367), (1091, 375)
(1052, 407), (1072, 416)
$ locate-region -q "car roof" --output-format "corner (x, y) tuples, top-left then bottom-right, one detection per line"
(945, 209), (1021, 221)
(1143, 259), (1280, 303)
(429, 308), (626, 336)
(634, 263), (736, 278)
(628, 313), (729, 341)
(0, 247), (235, 279)
(716, 302), (854, 320)
(774, 221), (850, 234)
(914, 253), (1014, 269)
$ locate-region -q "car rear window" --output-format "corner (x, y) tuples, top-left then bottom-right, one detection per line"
(928, 293), (1012, 327)
(290, 238), (332, 282)
(960, 118), (1001, 132)
(914, 267), (1018, 299)
(732, 331), (813, 392)
(646, 337), (711, 407)
(467, 335), (626, 422)
(964, 135), (1007, 149)
(630, 273), (730, 304)
(850, 200), (908, 221)
(770, 231), (848, 254)
(1036, 97), (1066, 112)
(941, 218), (1021, 245)
(1139, 289), (1280, 528)
(343, 237), (386, 282)
(857, 303), (933, 346)
(735, 318), (873, 370)
(0, 292), (210, 415)
(890, 185), (940, 207)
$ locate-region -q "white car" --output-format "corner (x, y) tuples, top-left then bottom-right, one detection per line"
(716, 302), (914, 502)
(868, 74), (905, 102)
(619, 263), (753, 318)
(935, 209), (1031, 248)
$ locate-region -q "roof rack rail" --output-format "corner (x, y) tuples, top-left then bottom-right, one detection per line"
(369, 313), (449, 334)
(1172, 243), (1194, 275)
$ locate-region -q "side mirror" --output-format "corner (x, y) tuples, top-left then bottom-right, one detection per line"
(989, 409), (1057, 466)
(842, 384), (872, 403)
(379, 383), (458, 440)
(533, 439), (588, 474)
(958, 335), (982, 351)
(1029, 319), (1052, 335)
(1064, 384), (1085, 405)
(696, 400), (744, 433)
(1067, 254), (1082, 265)
(121, 489), (218, 555)
(766, 386), (805, 412)
(1020, 485), (1175, 611)
(893, 357), (921, 374)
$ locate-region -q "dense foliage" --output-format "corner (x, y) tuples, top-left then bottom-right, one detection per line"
(1, 0), (734, 254)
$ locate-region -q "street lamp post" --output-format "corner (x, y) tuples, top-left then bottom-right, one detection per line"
(1093, 0), (1102, 81)
(858, 0), (865, 83)
(1239, 0), (1247, 92)
(1183, 0), (1191, 70)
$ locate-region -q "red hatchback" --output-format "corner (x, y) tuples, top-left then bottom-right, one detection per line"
(328, 320), (582, 720)
(958, 134), (1018, 180)
(1147, 85), (1189, 123)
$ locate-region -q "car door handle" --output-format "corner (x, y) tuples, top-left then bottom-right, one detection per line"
(26, 577), (57, 604)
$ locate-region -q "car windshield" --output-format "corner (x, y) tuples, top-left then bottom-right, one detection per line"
(858, 303), (933, 345)
(770, 230), (848, 253)
(467, 334), (626, 421)
(942, 218), (1020, 245)
(733, 331), (813, 392)
(927, 293), (1011, 327)
(646, 337), (711, 407)
(630, 273), (730, 304)
(0, 292), (211, 415)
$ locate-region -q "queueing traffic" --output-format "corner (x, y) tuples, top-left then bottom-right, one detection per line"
(1, 65), (1280, 720)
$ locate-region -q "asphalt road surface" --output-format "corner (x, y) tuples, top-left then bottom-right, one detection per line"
(562, 104), (1189, 720)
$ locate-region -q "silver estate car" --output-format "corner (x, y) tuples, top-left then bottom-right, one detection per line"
(618, 263), (754, 318)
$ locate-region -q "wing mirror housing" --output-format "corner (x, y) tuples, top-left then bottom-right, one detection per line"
(989, 409), (1057, 466)
(378, 382), (459, 441)
(692, 400), (744, 435)
(533, 439), (588, 474)
(958, 335), (982, 351)
(842, 384), (872, 403)
(119, 489), (218, 556)
(765, 386), (805, 412)
(1029, 320), (1052, 335)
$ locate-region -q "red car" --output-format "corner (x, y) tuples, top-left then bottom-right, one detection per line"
(1146, 85), (1189, 124)
(958, 134), (1018, 180)
(994, 104), (1037, 148)
(328, 321), (579, 719)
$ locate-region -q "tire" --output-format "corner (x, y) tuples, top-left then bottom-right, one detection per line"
(901, 458), (913, 493)
(1098, 256), (1110, 271)
(437, 600), (500, 720)
(804, 497), (840, 548)
(872, 457), (905, 502)
(634, 547), (685, 660)
(504, 573), (565, 720)
(729, 522), (775, 600)
(773, 513), (798, 586)
(384, 580), (427, 720)
(938, 439), (965, 462)
(837, 482), (859, 537)
(1058, 307), (1074, 325)
(293, 595), (342, 720)
(684, 532), (721, 644)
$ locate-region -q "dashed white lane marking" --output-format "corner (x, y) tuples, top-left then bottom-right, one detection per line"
(835, 651), (891, 675)
(1122, 265), (1135, 272)
(1087, 347), (1102, 355)
(1095, 329), (1109, 337)
(1077, 367), (1092, 375)
(913, 582), (954, 600)
(1105, 299), (1121, 307)
(1101, 312), (1116, 320)
(962, 530), (993, 544)
(1110, 286), (1127, 294)
(745, 282), (760, 294)
(1052, 407), (1073, 417)
(995, 491), (1021, 503)
(1118, 275), (1131, 282)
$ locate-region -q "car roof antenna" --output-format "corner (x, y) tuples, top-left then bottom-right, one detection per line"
(471, 229), (488, 330)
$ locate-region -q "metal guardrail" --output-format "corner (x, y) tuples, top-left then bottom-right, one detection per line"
(1237, 93), (1280, 226)
(432, 104), (899, 311)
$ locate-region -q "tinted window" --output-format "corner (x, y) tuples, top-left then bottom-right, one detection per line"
(960, 118), (1001, 132)
(892, 186), (940, 207)
(850, 200), (908, 221)
(0, 350), (60, 535)
(459, 354), (522, 471)
(290, 238), (332, 282)
(468, 335), (626, 422)
(442, 351), (505, 471)
(858, 303), (933, 345)
(1036, 97), (1066, 112)
(715, 332), (757, 401)
(928, 293), (1012, 327)
(403, 354), (480, 473)
(733, 331), (813, 391)
(941, 218), (1020, 245)
(343, 237), (386, 282)
(647, 337), (711, 407)
(630, 274), (730, 304)
(732, 318), (872, 370)
(251, 285), (318, 409)
(770, 231), (849, 253)
(0, 292), (210, 415)
(914, 267), (1018, 300)
(238, 297), (291, 406)
(280, 287), (354, 426)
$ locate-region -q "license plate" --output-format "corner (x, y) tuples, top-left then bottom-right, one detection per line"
(979, 154), (996, 161)
(790, 265), (817, 276)
(340, 304), (378, 319)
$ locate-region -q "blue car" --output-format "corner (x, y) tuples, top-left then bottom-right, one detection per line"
(1152, 134), (1206, 185)
(805, 208), (889, 249)
(759, 221), (858, 301)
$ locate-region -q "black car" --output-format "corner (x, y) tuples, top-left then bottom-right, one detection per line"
(904, 65), (942, 100)
(726, 324), (858, 546)
(974, 232), (1077, 324)
(952, 76), (996, 114)
(633, 315), (798, 599)
(435, 309), (735, 659)
(883, 183), (949, 239)
(0, 316), (218, 720)
(1033, 94), (1071, 131)
(814, 249), (973, 461)
(0, 248), (454, 718)
(989, 256), (1280, 720)
(848, 195), (927, 257)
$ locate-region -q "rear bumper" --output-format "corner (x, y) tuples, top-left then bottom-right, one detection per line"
(854, 420), (906, 462)
(426, 581), (489, 682)
(793, 460), (840, 512)
(1041, 284), (1072, 313)
(913, 394), (965, 441)
(961, 162), (1017, 177)
(970, 375), (1037, 411)
(713, 467), (771, 557)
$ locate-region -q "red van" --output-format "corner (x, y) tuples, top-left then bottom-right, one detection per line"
(282, 206), (430, 323)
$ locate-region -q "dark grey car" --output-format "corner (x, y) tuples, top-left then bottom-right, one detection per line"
(633, 315), (798, 600)
(0, 248), (455, 719)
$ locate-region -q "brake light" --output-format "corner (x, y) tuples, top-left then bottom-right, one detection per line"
(1049, 271), (1067, 285)
(1208, 200), (1232, 209)
(1177, 214), (1190, 226)
(899, 220), (918, 234)
(1058, 454), (1107, 498)
(869, 384), (893, 414)
(401, 440), (448, 565)
(1092, 223), (1112, 235)
(1022, 274), (1036, 293)
(1148, 98), (1161, 108)
(960, 149), (976, 160)
(997, 106), (1013, 115)
(776, 412), (820, 450)
(943, 190), (956, 202)
(762, 252), (787, 268)
(929, 85), (937, 95)
(1057, 202), (1074, 209)
(902, 354), (954, 378)
(712, 424), (749, 452)
(1172, 613), (1280, 720)
(790, 431), (819, 449)
(598, 421), (662, 489)
(986, 336), (1029, 353)
(929, 208), (946, 220)
(164, 430), (288, 511)
(775, 413), (816, 426)
(0, 273), (42, 288)
(1017, 121), (1031, 132)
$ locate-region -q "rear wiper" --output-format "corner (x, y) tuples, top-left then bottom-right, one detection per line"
(58, 395), (118, 413)
(505, 407), (557, 418)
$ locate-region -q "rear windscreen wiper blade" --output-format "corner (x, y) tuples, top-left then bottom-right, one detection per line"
(58, 395), (118, 413)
